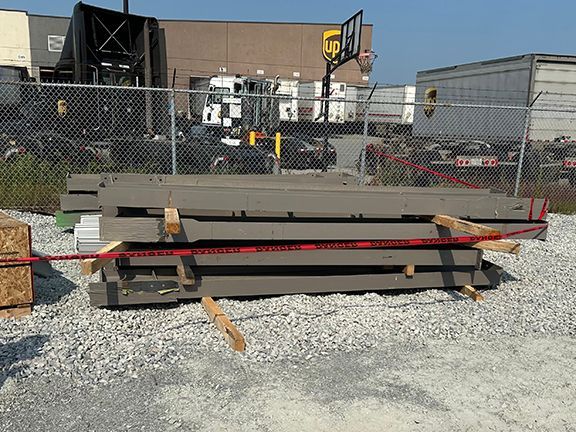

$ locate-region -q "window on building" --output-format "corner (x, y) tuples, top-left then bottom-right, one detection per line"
(0, 66), (22, 81)
(48, 35), (65, 52)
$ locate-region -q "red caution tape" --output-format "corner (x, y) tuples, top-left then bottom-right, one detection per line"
(0, 224), (548, 265)
(528, 197), (534, 220)
(369, 150), (482, 189)
(538, 198), (549, 221)
(369, 150), (551, 221)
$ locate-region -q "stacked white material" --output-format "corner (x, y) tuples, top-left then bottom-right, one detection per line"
(74, 215), (106, 253)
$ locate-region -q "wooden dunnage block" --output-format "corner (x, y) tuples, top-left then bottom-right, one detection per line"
(0, 212), (33, 318)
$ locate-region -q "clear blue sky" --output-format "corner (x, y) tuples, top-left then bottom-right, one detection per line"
(2, 0), (574, 84)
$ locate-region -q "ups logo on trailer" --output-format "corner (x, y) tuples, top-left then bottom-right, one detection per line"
(424, 87), (437, 118)
(57, 99), (68, 117)
(322, 30), (341, 63)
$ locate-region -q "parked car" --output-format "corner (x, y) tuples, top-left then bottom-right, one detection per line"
(183, 131), (275, 174)
(22, 132), (108, 166)
(0, 135), (26, 162)
(0, 118), (31, 162)
(171, 125), (274, 174)
(254, 136), (337, 170)
(543, 139), (576, 185)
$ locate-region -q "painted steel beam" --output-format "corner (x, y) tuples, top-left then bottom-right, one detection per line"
(101, 173), (503, 195)
(59, 194), (100, 211)
(102, 172), (359, 186)
(115, 248), (483, 268)
(97, 184), (544, 220)
(99, 217), (548, 243)
(66, 174), (101, 192)
(89, 262), (502, 306)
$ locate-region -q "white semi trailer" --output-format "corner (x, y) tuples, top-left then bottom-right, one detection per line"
(192, 76), (419, 134)
(194, 76), (354, 127)
(297, 81), (348, 124)
(357, 84), (415, 125)
(276, 79), (299, 122)
(191, 75), (279, 131)
(414, 53), (576, 142)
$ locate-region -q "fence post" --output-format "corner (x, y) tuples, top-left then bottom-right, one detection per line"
(514, 107), (531, 197)
(169, 89), (177, 175)
(358, 99), (370, 185)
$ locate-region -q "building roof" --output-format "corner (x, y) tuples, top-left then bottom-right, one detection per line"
(418, 53), (576, 75)
(0, 7), (372, 26)
(160, 18), (372, 26)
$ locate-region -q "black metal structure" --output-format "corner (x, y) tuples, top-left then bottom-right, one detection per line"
(54, 2), (167, 87)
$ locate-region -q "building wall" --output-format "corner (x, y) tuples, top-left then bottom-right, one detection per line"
(0, 10), (32, 70)
(28, 14), (69, 79)
(160, 20), (373, 89)
(1, 10), (373, 87)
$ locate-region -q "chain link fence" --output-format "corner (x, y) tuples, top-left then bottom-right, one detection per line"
(1, 81), (576, 212)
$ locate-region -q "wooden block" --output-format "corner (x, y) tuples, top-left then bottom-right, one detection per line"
(0, 212), (33, 309)
(429, 214), (501, 236)
(459, 285), (485, 301)
(80, 241), (129, 275)
(201, 297), (245, 352)
(164, 208), (181, 235)
(469, 240), (521, 255)
(403, 264), (415, 277)
(0, 304), (32, 319)
(176, 264), (195, 285)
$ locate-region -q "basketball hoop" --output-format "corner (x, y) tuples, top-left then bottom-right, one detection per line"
(356, 50), (377, 74)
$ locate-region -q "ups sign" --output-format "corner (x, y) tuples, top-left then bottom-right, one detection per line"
(424, 87), (437, 118)
(322, 30), (341, 63)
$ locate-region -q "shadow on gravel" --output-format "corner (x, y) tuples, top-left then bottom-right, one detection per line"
(33, 273), (77, 306)
(0, 334), (48, 389)
(226, 289), (465, 323)
(501, 270), (520, 283)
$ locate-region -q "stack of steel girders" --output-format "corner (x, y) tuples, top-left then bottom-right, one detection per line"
(57, 174), (101, 227)
(85, 174), (548, 307)
(57, 172), (358, 226)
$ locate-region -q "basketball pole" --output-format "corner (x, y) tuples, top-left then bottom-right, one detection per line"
(320, 9), (363, 146)
(323, 62), (332, 145)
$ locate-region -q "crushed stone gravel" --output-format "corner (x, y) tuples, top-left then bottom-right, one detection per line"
(0, 210), (575, 387)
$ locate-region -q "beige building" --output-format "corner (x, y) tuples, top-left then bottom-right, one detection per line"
(0, 8), (373, 87)
(160, 20), (373, 88)
(0, 9), (32, 70)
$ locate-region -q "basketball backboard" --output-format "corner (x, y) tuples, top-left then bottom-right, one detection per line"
(338, 10), (363, 65)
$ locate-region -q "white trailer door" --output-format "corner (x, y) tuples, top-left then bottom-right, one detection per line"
(531, 62), (576, 141)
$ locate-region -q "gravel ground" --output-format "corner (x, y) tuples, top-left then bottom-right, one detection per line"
(1, 210), (575, 431)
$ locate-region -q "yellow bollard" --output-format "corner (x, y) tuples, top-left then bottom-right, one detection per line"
(275, 132), (281, 158)
(249, 131), (256, 146)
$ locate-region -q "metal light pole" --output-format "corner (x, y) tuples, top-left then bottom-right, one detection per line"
(359, 83), (377, 185)
(513, 92), (542, 197)
(123, 0), (129, 13)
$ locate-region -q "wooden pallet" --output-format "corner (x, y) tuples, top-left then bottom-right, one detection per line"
(1, 212), (34, 317)
(0, 304), (32, 319)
